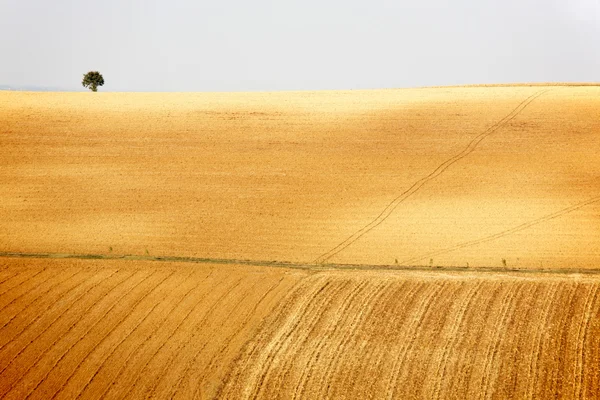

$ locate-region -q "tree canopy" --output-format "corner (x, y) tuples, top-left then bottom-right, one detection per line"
(82, 71), (105, 92)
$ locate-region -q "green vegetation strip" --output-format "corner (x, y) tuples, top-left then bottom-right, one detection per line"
(1, 251), (599, 276)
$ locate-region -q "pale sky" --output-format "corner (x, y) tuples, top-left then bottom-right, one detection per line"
(0, 0), (598, 91)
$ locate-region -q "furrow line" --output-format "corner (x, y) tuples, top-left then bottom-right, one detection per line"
(0, 271), (21, 290)
(0, 269), (118, 363)
(218, 275), (330, 399)
(232, 276), (334, 399)
(40, 269), (176, 399)
(0, 268), (82, 331)
(142, 276), (246, 400)
(0, 268), (49, 308)
(526, 283), (560, 398)
(116, 270), (227, 399)
(385, 282), (447, 400)
(574, 284), (600, 399)
(0, 269), (93, 349)
(0, 269), (148, 398)
(250, 280), (350, 400)
(56, 269), (191, 399)
(171, 276), (265, 399)
(479, 282), (522, 400)
(449, 283), (503, 396)
(96, 269), (213, 400)
(548, 283), (578, 397)
(412, 283), (467, 399)
(188, 275), (287, 400)
(291, 280), (372, 400)
(0, 268), (133, 392)
(431, 281), (484, 400)
(317, 279), (395, 400)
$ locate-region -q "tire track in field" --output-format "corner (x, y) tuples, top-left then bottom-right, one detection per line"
(53, 269), (190, 399)
(0, 269), (145, 398)
(402, 194), (600, 265)
(315, 89), (551, 263)
(31, 269), (175, 399)
(574, 284), (600, 399)
(93, 269), (213, 400)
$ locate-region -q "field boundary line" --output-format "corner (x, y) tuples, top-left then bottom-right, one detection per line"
(2, 251), (600, 276)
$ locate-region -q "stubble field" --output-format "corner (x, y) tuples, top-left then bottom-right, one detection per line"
(1, 85), (599, 398)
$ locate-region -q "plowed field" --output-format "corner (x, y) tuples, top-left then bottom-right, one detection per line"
(1, 85), (599, 398)
(1, 260), (599, 399)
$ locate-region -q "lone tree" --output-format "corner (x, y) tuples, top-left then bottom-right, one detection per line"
(82, 71), (104, 92)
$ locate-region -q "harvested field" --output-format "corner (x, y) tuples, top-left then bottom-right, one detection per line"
(1, 86), (599, 268)
(1, 85), (600, 398)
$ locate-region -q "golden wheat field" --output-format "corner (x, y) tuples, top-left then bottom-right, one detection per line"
(1, 85), (599, 398)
